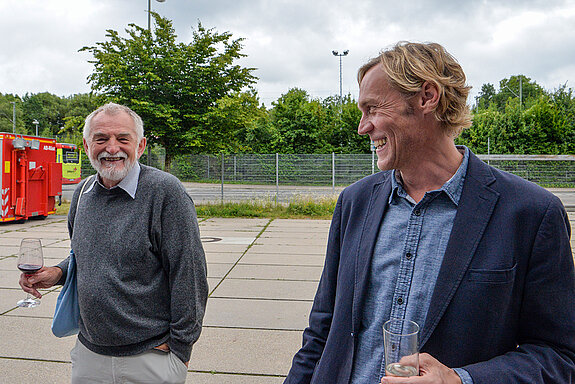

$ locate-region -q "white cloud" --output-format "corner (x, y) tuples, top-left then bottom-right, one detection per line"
(0, 0), (574, 108)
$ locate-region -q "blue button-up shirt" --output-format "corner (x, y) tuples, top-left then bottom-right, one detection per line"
(350, 147), (472, 384)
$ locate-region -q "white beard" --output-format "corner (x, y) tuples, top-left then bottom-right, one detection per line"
(89, 151), (135, 183)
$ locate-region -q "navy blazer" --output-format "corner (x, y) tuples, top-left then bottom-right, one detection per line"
(285, 152), (575, 383)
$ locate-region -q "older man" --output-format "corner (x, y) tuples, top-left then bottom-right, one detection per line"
(20, 103), (208, 384)
(285, 42), (575, 384)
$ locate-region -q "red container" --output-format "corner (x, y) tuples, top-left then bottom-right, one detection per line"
(0, 133), (62, 222)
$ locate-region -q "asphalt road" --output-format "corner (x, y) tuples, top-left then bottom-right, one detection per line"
(62, 182), (575, 209)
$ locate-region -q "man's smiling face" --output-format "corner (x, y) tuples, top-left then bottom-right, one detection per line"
(84, 110), (146, 188)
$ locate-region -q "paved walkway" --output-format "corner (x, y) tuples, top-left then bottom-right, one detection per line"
(0, 216), (330, 383)
(0, 205), (573, 383)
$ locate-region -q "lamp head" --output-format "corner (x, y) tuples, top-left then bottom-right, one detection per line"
(332, 50), (338, 56)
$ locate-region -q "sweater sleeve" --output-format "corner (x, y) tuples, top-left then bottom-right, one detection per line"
(159, 180), (208, 363)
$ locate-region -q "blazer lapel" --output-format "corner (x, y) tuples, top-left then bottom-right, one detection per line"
(420, 154), (500, 347)
(352, 178), (392, 334)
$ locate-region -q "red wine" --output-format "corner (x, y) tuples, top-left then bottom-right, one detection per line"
(18, 264), (42, 274)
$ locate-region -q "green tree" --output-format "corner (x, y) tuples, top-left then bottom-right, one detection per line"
(0, 94), (25, 133)
(22, 92), (67, 136)
(201, 89), (269, 153)
(493, 75), (545, 112)
(323, 94), (368, 153)
(474, 83), (496, 111)
(81, 14), (256, 170)
(268, 88), (331, 154)
(59, 93), (103, 145)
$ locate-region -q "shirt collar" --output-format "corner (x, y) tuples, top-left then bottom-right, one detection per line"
(389, 146), (469, 206)
(85, 162), (141, 199)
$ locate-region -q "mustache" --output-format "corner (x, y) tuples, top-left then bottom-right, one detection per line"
(97, 151), (128, 161)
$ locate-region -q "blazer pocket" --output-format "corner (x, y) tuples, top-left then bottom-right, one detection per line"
(467, 264), (517, 284)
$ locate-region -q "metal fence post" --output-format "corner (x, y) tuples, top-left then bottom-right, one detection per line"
(221, 153), (224, 203)
(332, 152), (335, 193)
(207, 155), (210, 180)
(276, 153), (279, 204)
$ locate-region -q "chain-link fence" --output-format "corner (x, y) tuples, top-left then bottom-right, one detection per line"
(83, 150), (575, 187)
(165, 153), (575, 187)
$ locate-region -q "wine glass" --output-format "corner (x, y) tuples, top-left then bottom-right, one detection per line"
(16, 238), (44, 308)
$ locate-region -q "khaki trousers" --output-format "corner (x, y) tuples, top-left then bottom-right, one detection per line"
(70, 339), (188, 384)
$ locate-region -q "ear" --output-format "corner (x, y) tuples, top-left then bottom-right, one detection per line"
(418, 81), (440, 114)
(136, 137), (147, 159)
(83, 138), (89, 153)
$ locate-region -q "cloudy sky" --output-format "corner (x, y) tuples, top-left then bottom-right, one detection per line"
(1, 0), (574, 107)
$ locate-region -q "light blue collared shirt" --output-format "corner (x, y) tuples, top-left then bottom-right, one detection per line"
(350, 147), (473, 384)
(84, 162), (141, 199)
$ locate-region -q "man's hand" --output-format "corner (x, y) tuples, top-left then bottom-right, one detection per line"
(381, 353), (462, 384)
(19, 266), (62, 299)
(154, 343), (189, 367)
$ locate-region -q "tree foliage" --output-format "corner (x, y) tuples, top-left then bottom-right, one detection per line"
(80, 14), (256, 170)
(459, 78), (575, 155)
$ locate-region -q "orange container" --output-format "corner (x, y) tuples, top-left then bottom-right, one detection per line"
(0, 133), (62, 222)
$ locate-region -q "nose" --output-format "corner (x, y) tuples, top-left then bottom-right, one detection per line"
(105, 138), (121, 154)
(357, 116), (373, 136)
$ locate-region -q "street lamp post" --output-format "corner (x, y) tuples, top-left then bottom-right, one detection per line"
(32, 119), (39, 136)
(146, 0), (165, 166)
(148, 0), (166, 31)
(332, 50), (349, 105)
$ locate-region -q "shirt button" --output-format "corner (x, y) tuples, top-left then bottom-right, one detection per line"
(397, 297), (404, 305)
(413, 209), (421, 216)
(406, 252), (413, 260)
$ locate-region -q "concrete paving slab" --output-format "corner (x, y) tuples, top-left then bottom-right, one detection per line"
(0, 358), (72, 383)
(3, 289), (59, 318)
(258, 230), (329, 239)
(203, 298), (311, 330)
(199, 230), (261, 238)
(239, 253), (326, 267)
(202, 236), (257, 245)
(44, 239), (71, 248)
(248, 244), (326, 255)
(226, 264), (323, 281)
(211, 279), (318, 301)
(205, 252), (243, 264)
(255, 236), (327, 247)
(186, 372), (284, 384)
(202, 243), (256, 254)
(0, 246), (18, 258)
(0, 268), (21, 289)
(207, 263), (235, 278)
(0, 317), (76, 362)
(189, 326), (300, 376)
(0, 256), (17, 270)
(261, 221), (327, 230)
(199, 218), (270, 230)
(0, 230), (69, 240)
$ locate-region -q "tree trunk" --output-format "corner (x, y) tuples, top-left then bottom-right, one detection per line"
(164, 152), (173, 173)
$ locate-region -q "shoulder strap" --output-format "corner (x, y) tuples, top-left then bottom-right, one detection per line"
(76, 175), (94, 212)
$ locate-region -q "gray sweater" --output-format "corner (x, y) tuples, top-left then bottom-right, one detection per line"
(57, 165), (208, 363)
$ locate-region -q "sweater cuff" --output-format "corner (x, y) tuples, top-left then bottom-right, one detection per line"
(168, 338), (192, 364)
(54, 260), (69, 286)
(453, 368), (474, 384)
